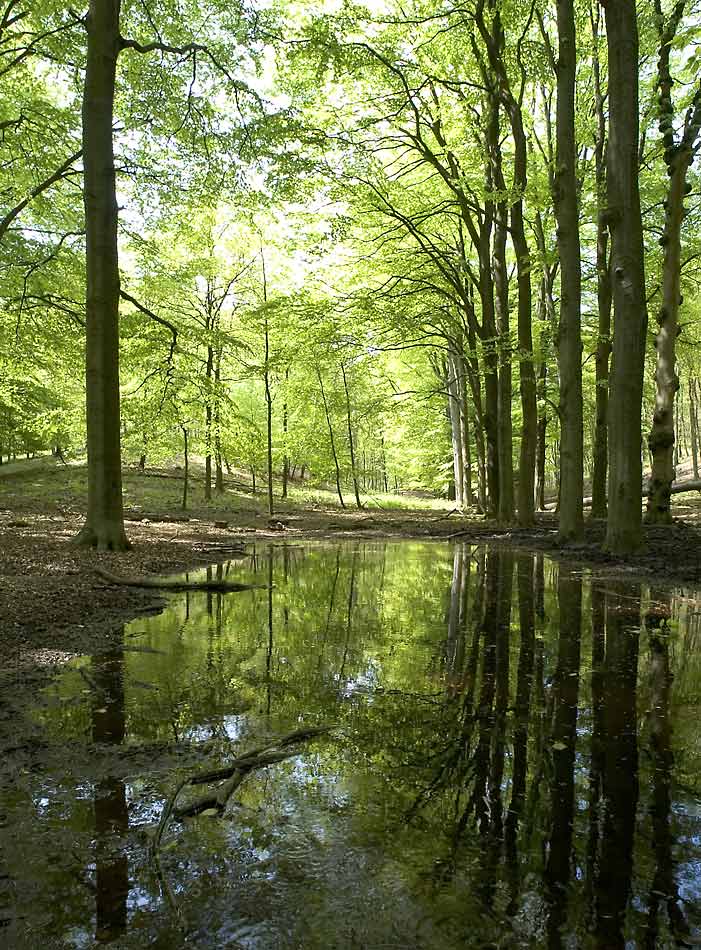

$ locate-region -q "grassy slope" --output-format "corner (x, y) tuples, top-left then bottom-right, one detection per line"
(0, 456), (454, 526)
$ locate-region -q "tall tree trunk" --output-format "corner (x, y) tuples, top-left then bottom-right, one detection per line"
(317, 368), (345, 508)
(590, 3), (612, 520)
(509, 131), (537, 527)
(478, 122), (500, 519)
(181, 425), (188, 510)
(261, 248), (274, 517)
(533, 214), (556, 513)
(341, 362), (362, 509)
(646, 0), (701, 521)
(473, 405), (486, 512)
(456, 348), (474, 506)
(646, 164), (693, 520)
(464, 323), (487, 511)
(281, 366), (289, 499)
(603, 0), (648, 553)
(204, 343), (213, 501)
(380, 436), (389, 493)
(690, 378), (699, 479)
(446, 351), (465, 506)
(462, 387), (474, 507)
(214, 349), (224, 493)
(75, 0), (128, 550)
(489, 100), (513, 523)
(478, 2), (534, 525)
(554, 0), (584, 541)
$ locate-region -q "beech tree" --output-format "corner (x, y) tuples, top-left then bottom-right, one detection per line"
(6, 0), (701, 547)
(74, 0), (127, 550)
(645, 0), (701, 523)
(603, 0), (648, 554)
(553, 0), (583, 541)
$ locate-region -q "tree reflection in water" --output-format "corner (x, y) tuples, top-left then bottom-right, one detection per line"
(6, 541), (700, 948)
(413, 547), (697, 948)
(91, 638), (129, 942)
(644, 591), (689, 947)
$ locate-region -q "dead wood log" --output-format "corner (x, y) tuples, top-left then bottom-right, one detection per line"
(95, 567), (268, 593)
(543, 479), (701, 512)
(151, 726), (333, 853)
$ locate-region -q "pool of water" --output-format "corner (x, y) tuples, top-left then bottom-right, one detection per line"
(2, 541), (700, 948)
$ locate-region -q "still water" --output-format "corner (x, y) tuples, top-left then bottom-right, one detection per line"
(2, 542), (701, 948)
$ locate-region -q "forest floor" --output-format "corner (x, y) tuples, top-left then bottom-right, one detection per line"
(2, 456), (701, 674)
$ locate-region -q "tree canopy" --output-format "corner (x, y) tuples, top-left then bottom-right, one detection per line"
(3, 0), (701, 551)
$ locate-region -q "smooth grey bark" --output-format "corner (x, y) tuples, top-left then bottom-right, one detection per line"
(446, 348), (466, 508)
(281, 366), (289, 499)
(603, 0), (648, 553)
(214, 349), (224, 493)
(461, 382), (474, 507)
(690, 378), (699, 479)
(446, 355), (465, 506)
(487, 95), (513, 522)
(317, 368), (345, 508)
(181, 425), (188, 510)
(261, 248), (274, 517)
(554, 0), (584, 541)
(646, 0), (701, 522)
(494, 198), (513, 524)
(341, 362), (362, 509)
(533, 213), (557, 512)
(74, 0), (128, 550)
(476, 110), (500, 519)
(464, 320), (487, 510)
(477, 0), (536, 526)
(510, 134), (537, 528)
(590, 2), (612, 520)
(204, 342), (213, 501)
(453, 347), (474, 507)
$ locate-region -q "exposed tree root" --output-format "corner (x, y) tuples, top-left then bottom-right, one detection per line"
(95, 567), (267, 592)
(72, 525), (131, 551)
(151, 726), (333, 853)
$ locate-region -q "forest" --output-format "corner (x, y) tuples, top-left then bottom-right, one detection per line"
(2, 0), (701, 947)
(1, 0), (701, 554)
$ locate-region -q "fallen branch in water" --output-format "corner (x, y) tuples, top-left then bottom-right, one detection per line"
(95, 567), (268, 593)
(151, 726), (333, 853)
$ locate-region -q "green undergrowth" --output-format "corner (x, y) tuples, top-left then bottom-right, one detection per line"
(0, 455), (452, 520)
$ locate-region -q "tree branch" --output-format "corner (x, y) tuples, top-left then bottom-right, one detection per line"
(0, 148), (82, 243)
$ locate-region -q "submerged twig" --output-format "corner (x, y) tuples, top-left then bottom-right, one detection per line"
(151, 726), (333, 854)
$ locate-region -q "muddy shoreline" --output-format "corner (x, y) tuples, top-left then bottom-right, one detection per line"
(1, 503), (701, 784)
(2, 506), (701, 673)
